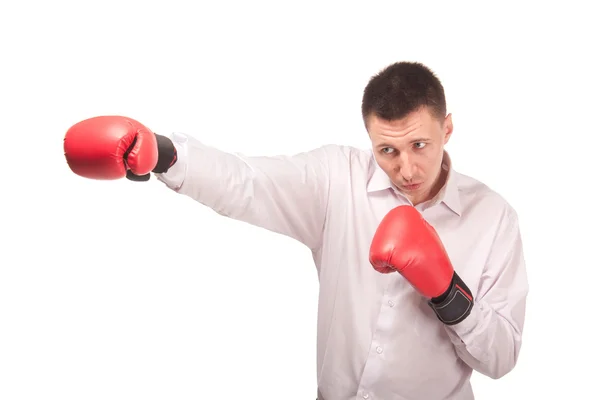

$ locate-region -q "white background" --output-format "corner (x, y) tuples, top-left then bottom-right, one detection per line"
(1, 1), (599, 399)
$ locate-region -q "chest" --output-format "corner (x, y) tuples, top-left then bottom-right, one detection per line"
(321, 191), (496, 299)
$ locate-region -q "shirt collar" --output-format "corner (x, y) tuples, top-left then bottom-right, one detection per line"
(366, 150), (462, 215)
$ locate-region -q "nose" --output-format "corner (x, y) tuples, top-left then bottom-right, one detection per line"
(398, 152), (416, 182)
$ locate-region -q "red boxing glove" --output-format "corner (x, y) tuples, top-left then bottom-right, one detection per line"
(64, 116), (159, 180)
(369, 205), (473, 325)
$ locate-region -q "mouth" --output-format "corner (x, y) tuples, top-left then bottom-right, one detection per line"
(400, 183), (422, 191)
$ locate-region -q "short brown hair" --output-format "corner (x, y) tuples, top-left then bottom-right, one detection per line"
(361, 61), (446, 123)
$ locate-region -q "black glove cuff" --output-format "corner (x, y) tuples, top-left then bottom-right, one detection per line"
(152, 134), (178, 174)
(428, 271), (473, 325)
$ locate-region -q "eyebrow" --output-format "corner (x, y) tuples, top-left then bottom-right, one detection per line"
(378, 138), (430, 148)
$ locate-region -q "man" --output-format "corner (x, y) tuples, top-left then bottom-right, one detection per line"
(64, 61), (528, 399)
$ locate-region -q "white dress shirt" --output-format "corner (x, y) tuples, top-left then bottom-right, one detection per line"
(155, 132), (529, 400)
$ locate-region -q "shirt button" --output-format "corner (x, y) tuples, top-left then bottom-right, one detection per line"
(363, 393), (370, 399)
(388, 300), (394, 307)
(376, 346), (383, 354)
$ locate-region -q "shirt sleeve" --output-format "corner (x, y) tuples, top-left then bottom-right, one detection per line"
(154, 132), (332, 251)
(443, 205), (529, 379)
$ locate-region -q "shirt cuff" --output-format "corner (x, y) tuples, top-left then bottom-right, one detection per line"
(154, 132), (188, 190)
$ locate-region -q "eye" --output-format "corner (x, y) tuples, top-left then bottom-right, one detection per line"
(381, 147), (395, 154)
(414, 142), (426, 149)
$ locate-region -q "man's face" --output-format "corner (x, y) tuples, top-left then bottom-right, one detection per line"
(366, 107), (453, 205)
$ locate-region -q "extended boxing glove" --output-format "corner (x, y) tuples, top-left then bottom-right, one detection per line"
(369, 205), (473, 325)
(63, 115), (177, 181)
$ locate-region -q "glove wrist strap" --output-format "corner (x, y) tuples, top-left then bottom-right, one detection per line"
(428, 272), (474, 325)
(152, 134), (178, 174)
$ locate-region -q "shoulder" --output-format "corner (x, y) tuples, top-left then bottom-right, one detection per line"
(454, 170), (519, 226)
(318, 144), (372, 159)
(311, 144), (374, 172)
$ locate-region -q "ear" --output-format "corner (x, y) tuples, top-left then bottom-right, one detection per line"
(443, 113), (454, 144)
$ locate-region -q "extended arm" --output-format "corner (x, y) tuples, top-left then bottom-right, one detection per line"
(156, 132), (332, 251)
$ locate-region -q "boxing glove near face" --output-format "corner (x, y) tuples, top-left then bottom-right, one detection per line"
(369, 205), (473, 325)
(64, 116), (159, 180)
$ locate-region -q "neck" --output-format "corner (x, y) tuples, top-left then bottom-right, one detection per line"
(425, 163), (448, 203)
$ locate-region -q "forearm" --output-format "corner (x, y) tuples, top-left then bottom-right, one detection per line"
(157, 133), (258, 218)
(443, 295), (526, 379)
